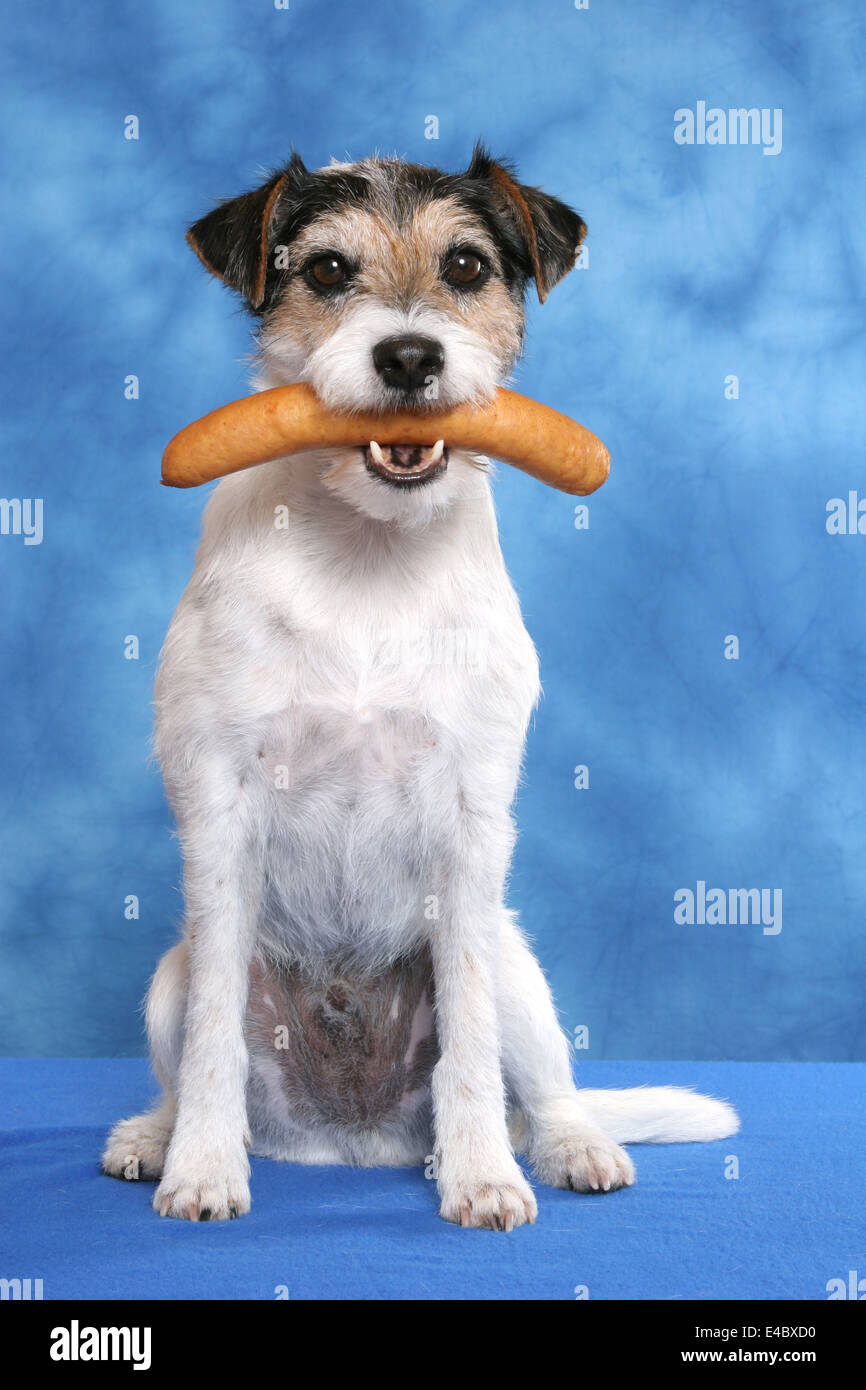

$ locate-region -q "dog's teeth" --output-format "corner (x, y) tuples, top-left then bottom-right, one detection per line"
(369, 440), (386, 465)
(429, 439), (445, 464)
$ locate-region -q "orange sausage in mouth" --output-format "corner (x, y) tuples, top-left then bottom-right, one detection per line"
(160, 383), (610, 497)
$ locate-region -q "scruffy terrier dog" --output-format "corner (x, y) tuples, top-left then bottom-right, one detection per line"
(104, 146), (737, 1228)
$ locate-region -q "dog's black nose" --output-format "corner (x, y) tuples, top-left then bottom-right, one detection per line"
(372, 335), (444, 393)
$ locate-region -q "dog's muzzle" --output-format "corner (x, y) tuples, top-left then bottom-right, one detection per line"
(362, 439), (449, 487)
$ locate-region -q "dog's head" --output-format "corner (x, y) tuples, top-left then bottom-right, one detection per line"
(187, 145), (586, 524)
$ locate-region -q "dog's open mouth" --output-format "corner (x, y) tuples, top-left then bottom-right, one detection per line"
(362, 440), (449, 487)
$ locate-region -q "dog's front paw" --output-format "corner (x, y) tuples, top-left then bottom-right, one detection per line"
(102, 1110), (172, 1181)
(154, 1140), (251, 1221)
(534, 1130), (635, 1194)
(439, 1170), (537, 1231)
(154, 1168), (251, 1222)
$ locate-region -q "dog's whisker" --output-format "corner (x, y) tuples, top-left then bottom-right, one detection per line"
(462, 451), (491, 473)
(322, 453), (358, 483)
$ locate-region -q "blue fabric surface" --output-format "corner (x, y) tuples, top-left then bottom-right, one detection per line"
(1, 2), (865, 1060)
(1, 1059), (862, 1301)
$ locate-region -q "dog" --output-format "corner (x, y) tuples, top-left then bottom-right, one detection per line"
(103, 145), (738, 1228)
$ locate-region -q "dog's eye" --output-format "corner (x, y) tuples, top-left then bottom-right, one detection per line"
(444, 251), (485, 287)
(305, 255), (348, 289)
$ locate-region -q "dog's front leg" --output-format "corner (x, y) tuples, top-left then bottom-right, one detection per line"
(153, 778), (260, 1222)
(431, 806), (536, 1231)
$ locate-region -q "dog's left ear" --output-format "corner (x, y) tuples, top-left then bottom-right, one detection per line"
(467, 144), (587, 303)
(186, 153), (308, 311)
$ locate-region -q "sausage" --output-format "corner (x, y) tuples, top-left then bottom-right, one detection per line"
(160, 383), (610, 497)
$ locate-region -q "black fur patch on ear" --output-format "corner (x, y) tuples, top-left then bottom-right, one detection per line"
(186, 152), (308, 311)
(465, 142), (587, 302)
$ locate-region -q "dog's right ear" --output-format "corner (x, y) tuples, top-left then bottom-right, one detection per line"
(186, 153), (308, 312)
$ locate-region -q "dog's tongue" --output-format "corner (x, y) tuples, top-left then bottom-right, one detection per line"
(387, 445), (429, 469)
(363, 440), (448, 477)
(368, 441), (445, 470)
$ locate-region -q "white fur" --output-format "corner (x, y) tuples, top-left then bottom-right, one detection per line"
(302, 301), (501, 413)
(104, 172), (737, 1228)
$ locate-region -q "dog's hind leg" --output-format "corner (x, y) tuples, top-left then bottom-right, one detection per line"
(102, 941), (188, 1182)
(497, 914), (637, 1193)
(497, 914), (738, 1191)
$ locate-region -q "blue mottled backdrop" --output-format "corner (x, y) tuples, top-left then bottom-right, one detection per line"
(1, 0), (864, 1057)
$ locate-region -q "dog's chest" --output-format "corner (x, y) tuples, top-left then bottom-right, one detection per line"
(250, 620), (485, 784)
(233, 595), (529, 958)
(221, 531), (522, 781)
(159, 499), (539, 958)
